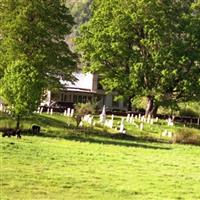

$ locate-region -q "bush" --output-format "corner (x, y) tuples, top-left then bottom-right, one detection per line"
(172, 128), (200, 145)
(74, 103), (95, 127)
(179, 108), (199, 117)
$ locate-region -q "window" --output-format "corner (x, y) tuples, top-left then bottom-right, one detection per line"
(61, 93), (64, 101)
(78, 95), (82, 103)
(73, 95), (78, 103)
(83, 96), (87, 103)
(64, 94), (67, 102)
(88, 96), (92, 102)
(69, 95), (72, 102)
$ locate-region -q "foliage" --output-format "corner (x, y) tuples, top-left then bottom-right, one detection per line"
(0, 0), (77, 125)
(179, 108), (199, 117)
(76, 0), (200, 114)
(67, 0), (92, 26)
(179, 101), (200, 117)
(173, 128), (200, 145)
(0, 60), (42, 117)
(74, 102), (95, 126)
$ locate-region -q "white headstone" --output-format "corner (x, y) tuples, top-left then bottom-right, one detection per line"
(197, 118), (200, 125)
(147, 115), (151, 124)
(126, 114), (130, 122)
(155, 117), (159, 122)
(130, 114), (134, 123)
(88, 116), (93, 125)
(70, 109), (74, 117)
(40, 107), (43, 114)
(79, 121), (83, 127)
(50, 108), (53, 115)
(167, 118), (174, 126)
(100, 105), (106, 124)
(64, 110), (66, 116)
(119, 117), (125, 133)
(47, 108), (50, 114)
(162, 130), (168, 137)
(140, 123), (144, 131)
(67, 108), (71, 117)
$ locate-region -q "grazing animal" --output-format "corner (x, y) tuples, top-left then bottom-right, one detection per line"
(32, 125), (40, 134)
(2, 129), (21, 138)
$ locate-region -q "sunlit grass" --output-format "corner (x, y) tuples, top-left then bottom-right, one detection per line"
(1, 113), (200, 199)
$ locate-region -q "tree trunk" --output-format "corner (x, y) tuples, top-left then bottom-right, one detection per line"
(150, 104), (158, 118)
(16, 115), (20, 130)
(127, 95), (134, 111)
(145, 96), (159, 117)
(145, 96), (154, 117)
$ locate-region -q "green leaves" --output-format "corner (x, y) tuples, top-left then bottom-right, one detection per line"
(0, 0), (77, 117)
(0, 60), (42, 116)
(76, 0), (200, 108)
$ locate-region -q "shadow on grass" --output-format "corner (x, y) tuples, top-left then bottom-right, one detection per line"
(24, 114), (70, 129)
(22, 127), (171, 150)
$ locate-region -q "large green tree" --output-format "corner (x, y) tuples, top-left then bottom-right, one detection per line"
(0, 0), (77, 128)
(76, 0), (200, 115)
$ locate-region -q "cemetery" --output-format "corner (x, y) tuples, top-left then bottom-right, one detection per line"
(1, 0), (200, 199)
(1, 108), (200, 199)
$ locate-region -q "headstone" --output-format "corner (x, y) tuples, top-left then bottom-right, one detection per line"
(147, 115), (151, 124)
(140, 123), (144, 131)
(139, 114), (141, 120)
(70, 109), (74, 117)
(79, 121), (83, 127)
(135, 115), (138, 120)
(50, 108), (53, 115)
(162, 130), (168, 137)
(64, 110), (66, 116)
(88, 116), (93, 125)
(126, 114), (130, 122)
(197, 118), (200, 125)
(130, 114), (134, 123)
(150, 118), (154, 125)
(100, 105), (106, 124)
(167, 118), (174, 126)
(162, 130), (173, 137)
(67, 108), (71, 117)
(40, 107), (43, 114)
(119, 117), (125, 133)
(47, 108), (50, 114)
(155, 117), (159, 122)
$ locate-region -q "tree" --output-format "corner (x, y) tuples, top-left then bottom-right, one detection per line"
(0, 0), (77, 128)
(0, 60), (42, 128)
(76, 0), (200, 115)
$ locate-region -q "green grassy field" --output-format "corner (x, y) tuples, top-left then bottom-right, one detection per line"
(1, 113), (200, 200)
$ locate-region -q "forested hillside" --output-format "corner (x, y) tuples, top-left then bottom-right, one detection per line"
(67, 0), (92, 25)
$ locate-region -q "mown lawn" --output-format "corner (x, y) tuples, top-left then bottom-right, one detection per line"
(1, 113), (200, 200)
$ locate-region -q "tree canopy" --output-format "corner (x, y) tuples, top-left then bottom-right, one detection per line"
(0, 0), (77, 126)
(76, 0), (200, 114)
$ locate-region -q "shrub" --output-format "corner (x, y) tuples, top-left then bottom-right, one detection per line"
(179, 108), (199, 117)
(172, 128), (200, 145)
(74, 103), (95, 127)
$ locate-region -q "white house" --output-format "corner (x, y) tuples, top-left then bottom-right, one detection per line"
(43, 72), (127, 111)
